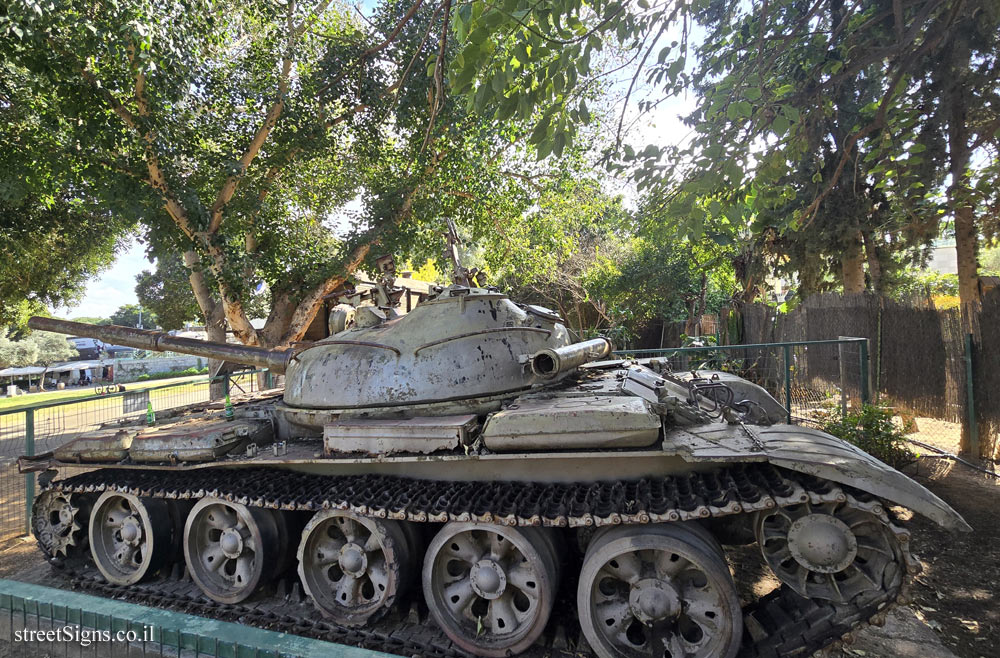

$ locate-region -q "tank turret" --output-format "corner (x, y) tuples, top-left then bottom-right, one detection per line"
(28, 286), (613, 426)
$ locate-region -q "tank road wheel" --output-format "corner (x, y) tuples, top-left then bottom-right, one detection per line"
(184, 498), (280, 604)
(423, 523), (560, 657)
(297, 510), (413, 626)
(577, 524), (742, 658)
(89, 491), (172, 585)
(755, 500), (904, 603)
(32, 490), (91, 560)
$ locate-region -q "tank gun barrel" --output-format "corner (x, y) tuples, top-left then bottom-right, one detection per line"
(529, 337), (613, 379)
(27, 317), (293, 373)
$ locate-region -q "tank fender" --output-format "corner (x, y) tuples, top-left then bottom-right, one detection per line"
(756, 425), (971, 532)
(674, 369), (787, 424)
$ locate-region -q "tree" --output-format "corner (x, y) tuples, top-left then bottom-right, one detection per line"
(450, 0), (999, 308)
(108, 304), (156, 329)
(30, 331), (78, 389)
(983, 245), (1000, 275)
(488, 178), (630, 337)
(0, 329), (39, 369)
(0, 197), (131, 326)
(2, 0), (554, 371)
(0, 329), (78, 390)
(70, 316), (111, 326)
(135, 256), (204, 331)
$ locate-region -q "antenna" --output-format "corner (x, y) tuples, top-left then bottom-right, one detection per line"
(443, 218), (466, 285)
(442, 219), (487, 288)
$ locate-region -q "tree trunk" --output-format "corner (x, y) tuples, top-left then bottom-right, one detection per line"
(204, 306), (229, 401)
(183, 251), (230, 400)
(943, 20), (981, 324)
(954, 204), (980, 309)
(862, 231), (884, 295)
(842, 231), (866, 293)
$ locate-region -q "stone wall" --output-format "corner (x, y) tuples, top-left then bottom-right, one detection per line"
(114, 355), (201, 382)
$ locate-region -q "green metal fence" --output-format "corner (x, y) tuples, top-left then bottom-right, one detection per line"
(0, 578), (388, 658)
(613, 337), (872, 424)
(0, 369), (272, 547)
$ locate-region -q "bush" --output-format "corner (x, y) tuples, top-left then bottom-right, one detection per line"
(822, 403), (916, 469)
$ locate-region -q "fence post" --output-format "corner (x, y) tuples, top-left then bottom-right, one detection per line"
(965, 333), (978, 458)
(837, 337), (848, 415)
(782, 344), (792, 424)
(859, 339), (871, 405)
(24, 408), (34, 536)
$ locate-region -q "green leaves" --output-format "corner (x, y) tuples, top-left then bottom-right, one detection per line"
(726, 101), (752, 120)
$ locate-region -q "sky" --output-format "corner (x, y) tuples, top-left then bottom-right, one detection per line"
(56, 239), (147, 319)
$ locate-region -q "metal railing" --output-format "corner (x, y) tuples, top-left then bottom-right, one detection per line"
(0, 578), (387, 657)
(613, 337), (872, 424)
(0, 369), (273, 546)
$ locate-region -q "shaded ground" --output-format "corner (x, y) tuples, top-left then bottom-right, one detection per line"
(828, 425), (999, 658)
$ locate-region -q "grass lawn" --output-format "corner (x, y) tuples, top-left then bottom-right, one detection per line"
(0, 374), (212, 412)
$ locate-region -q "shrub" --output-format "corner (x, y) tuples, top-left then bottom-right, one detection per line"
(822, 403), (916, 469)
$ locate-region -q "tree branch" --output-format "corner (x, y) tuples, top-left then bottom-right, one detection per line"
(316, 0), (427, 97)
(277, 147), (448, 344)
(208, 0), (298, 234)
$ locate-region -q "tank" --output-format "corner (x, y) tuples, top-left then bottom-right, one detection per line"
(20, 247), (968, 658)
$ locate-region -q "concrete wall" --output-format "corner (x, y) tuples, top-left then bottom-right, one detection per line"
(114, 355), (201, 382)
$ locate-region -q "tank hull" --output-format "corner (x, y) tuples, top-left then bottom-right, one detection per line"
(21, 318), (969, 657)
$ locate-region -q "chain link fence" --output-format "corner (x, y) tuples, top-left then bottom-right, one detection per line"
(615, 338), (871, 425)
(0, 370), (271, 548)
(615, 337), (969, 462)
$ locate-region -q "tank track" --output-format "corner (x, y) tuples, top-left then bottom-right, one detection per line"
(41, 463), (917, 657)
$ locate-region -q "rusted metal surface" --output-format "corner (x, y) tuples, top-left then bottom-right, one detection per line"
(755, 425), (971, 531)
(669, 369), (787, 424)
(482, 395), (660, 450)
(295, 340), (402, 357)
(130, 418), (272, 463)
(324, 415), (478, 455)
(667, 422), (968, 531)
(53, 427), (138, 463)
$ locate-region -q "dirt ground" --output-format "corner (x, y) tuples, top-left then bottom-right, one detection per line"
(831, 428), (999, 658)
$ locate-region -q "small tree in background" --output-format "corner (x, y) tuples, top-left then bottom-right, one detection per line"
(109, 304), (157, 330)
(0, 329), (78, 390)
(31, 332), (78, 390)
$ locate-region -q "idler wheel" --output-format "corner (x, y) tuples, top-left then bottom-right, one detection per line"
(297, 510), (414, 626)
(422, 523), (560, 657)
(183, 498), (281, 604)
(32, 490), (90, 560)
(756, 500), (904, 603)
(89, 491), (171, 585)
(577, 523), (742, 658)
